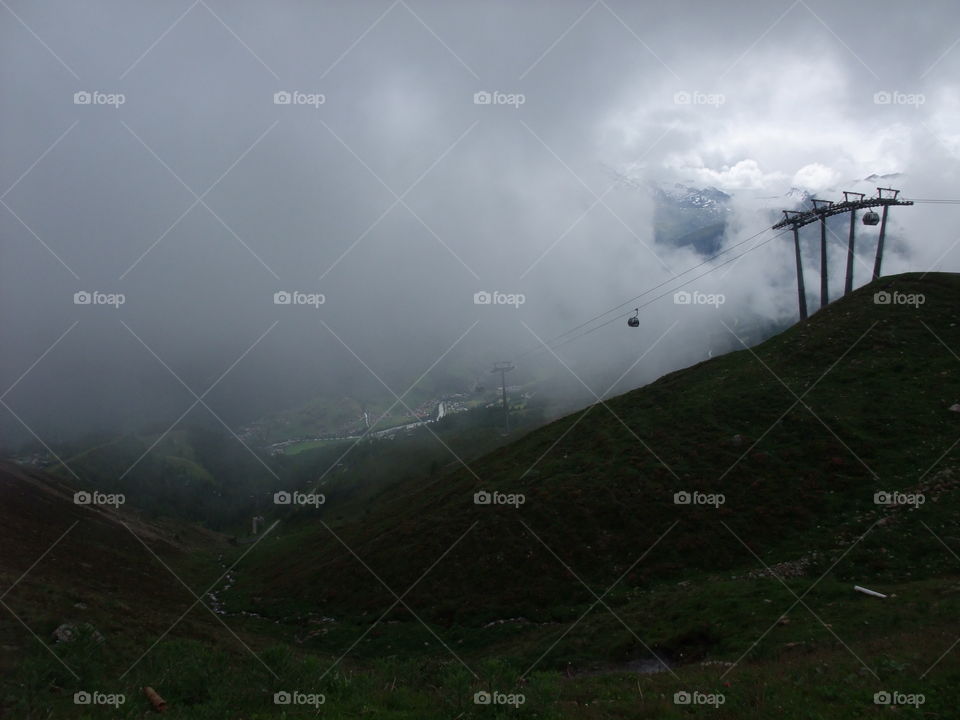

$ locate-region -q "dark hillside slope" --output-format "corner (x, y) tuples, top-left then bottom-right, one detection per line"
(0, 462), (230, 679)
(237, 273), (960, 623)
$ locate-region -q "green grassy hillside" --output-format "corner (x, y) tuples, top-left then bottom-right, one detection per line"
(6, 273), (960, 718)
(236, 273), (960, 627)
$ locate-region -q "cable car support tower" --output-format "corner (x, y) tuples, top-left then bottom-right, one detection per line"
(773, 187), (913, 321)
(491, 361), (515, 431)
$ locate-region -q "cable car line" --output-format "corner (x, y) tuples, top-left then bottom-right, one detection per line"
(519, 228), (788, 359)
(511, 194), (959, 362)
(513, 223), (778, 359)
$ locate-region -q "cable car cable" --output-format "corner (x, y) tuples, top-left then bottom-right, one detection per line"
(514, 224), (778, 359)
(511, 194), (960, 362)
(521, 229), (787, 358)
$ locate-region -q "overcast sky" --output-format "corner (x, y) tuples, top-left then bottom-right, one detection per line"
(2, 0), (959, 445)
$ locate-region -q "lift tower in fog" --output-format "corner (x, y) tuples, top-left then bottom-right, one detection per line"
(491, 362), (515, 431)
(773, 187), (913, 321)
